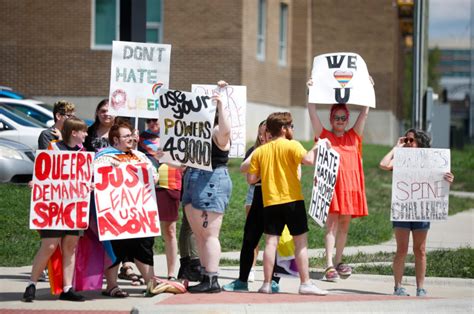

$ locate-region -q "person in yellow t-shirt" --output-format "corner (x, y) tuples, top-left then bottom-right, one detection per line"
(248, 112), (327, 296)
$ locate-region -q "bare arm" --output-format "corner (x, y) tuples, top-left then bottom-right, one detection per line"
(379, 137), (405, 171)
(301, 142), (319, 165)
(247, 173), (259, 185)
(306, 79), (324, 138)
(213, 81), (231, 150)
(353, 106), (369, 136)
(240, 152), (253, 173)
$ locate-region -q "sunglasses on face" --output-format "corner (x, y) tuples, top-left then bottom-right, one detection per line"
(333, 115), (347, 122)
(404, 137), (415, 144)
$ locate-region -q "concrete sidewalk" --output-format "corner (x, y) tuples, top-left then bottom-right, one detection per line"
(1, 209), (472, 313)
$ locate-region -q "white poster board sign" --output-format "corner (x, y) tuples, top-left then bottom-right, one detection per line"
(391, 148), (451, 221)
(308, 52), (376, 108)
(94, 163), (161, 241)
(108, 41), (171, 118)
(30, 151), (94, 230)
(158, 89), (215, 171)
(192, 84), (247, 158)
(308, 139), (340, 227)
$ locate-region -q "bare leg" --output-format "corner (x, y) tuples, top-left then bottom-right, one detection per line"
(324, 213), (339, 267)
(393, 228), (410, 288)
(292, 233), (310, 283)
(262, 235), (278, 283)
(30, 238), (61, 282)
(61, 235), (80, 287)
(134, 259), (154, 284)
(105, 264), (120, 290)
(161, 221), (178, 277)
(412, 230), (428, 289)
(334, 215), (352, 265)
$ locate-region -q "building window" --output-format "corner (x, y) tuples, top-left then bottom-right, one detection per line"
(278, 3), (288, 66)
(146, 0), (163, 43)
(92, 0), (119, 50)
(257, 0), (266, 61)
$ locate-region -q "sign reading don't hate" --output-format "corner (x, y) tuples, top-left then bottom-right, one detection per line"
(108, 41), (171, 119)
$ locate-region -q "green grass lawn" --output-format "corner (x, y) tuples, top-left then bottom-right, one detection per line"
(1, 144), (473, 267)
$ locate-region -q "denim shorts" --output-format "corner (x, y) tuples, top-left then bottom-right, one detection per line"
(182, 167), (232, 214)
(392, 221), (430, 231)
(245, 185), (256, 206)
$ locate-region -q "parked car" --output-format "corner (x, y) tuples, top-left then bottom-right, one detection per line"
(0, 138), (35, 183)
(0, 108), (46, 150)
(0, 86), (25, 100)
(0, 98), (55, 127)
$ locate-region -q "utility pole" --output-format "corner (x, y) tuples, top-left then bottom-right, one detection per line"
(412, 0), (428, 129)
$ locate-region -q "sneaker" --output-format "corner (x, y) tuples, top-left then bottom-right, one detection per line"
(323, 267), (339, 282)
(21, 284), (36, 302)
(299, 282), (328, 296)
(271, 280), (280, 293)
(248, 270), (255, 282)
(59, 288), (85, 302)
(222, 279), (249, 292)
(393, 286), (410, 296)
(416, 288), (427, 297)
(258, 282), (272, 294)
(335, 263), (352, 278)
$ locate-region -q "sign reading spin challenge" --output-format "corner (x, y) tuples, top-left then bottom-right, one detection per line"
(108, 41), (171, 118)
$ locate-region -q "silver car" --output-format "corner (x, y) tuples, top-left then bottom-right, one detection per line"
(0, 138), (35, 183)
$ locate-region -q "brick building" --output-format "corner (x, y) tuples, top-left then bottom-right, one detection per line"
(0, 0), (406, 144)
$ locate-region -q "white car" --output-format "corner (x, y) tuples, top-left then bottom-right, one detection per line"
(0, 98), (55, 127)
(0, 108), (46, 150)
(0, 138), (34, 183)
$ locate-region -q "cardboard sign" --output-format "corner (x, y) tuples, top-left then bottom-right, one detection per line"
(94, 163), (161, 241)
(308, 52), (376, 108)
(192, 84), (247, 158)
(30, 151), (94, 230)
(108, 41), (171, 118)
(391, 148), (451, 221)
(308, 139), (341, 227)
(158, 88), (215, 171)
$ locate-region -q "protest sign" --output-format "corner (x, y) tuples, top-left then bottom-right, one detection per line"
(308, 139), (340, 227)
(94, 162), (161, 241)
(192, 84), (246, 158)
(30, 151), (94, 230)
(391, 148), (451, 221)
(158, 88), (215, 171)
(308, 52), (375, 108)
(108, 41), (171, 118)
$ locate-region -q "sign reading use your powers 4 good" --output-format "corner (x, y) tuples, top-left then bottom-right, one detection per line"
(192, 84), (247, 158)
(30, 151), (94, 230)
(308, 52), (376, 108)
(158, 89), (215, 171)
(308, 139), (340, 227)
(109, 41), (171, 119)
(391, 148), (451, 221)
(94, 163), (161, 241)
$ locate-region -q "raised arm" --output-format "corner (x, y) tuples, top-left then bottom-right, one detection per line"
(212, 80), (231, 150)
(379, 137), (405, 171)
(352, 106), (369, 136)
(306, 79), (324, 138)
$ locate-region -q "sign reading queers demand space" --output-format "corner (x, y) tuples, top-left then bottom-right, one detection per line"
(94, 163), (161, 241)
(309, 139), (341, 227)
(109, 41), (171, 118)
(192, 84), (247, 158)
(391, 148), (451, 221)
(308, 52), (376, 108)
(158, 89), (215, 171)
(30, 151), (94, 230)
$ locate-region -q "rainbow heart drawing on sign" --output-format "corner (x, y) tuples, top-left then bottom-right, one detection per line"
(152, 83), (163, 95)
(333, 70), (353, 88)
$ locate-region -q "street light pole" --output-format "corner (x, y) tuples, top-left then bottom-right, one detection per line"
(412, 0), (427, 129)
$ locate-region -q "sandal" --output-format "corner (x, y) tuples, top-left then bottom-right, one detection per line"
(118, 266), (140, 282)
(102, 286), (129, 298)
(323, 266), (339, 282)
(335, 263), (352, 278)
(131, 277), (145, 286)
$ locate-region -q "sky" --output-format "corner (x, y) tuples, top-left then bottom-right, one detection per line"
(429, 0), (472, 48)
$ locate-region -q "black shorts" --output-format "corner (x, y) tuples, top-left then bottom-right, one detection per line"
(39, 230), (81, 238)
(263, 200), (308, 236)
(110, 237), (155, 267)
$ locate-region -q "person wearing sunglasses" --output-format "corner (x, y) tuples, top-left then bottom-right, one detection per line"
(307, 78), (370, 282)
(379, 128), (454, 297)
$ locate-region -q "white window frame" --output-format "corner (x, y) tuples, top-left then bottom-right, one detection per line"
(256, 0), (266, 61)
(278, 3), (288, 66)
(91, 0), (120, 50)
